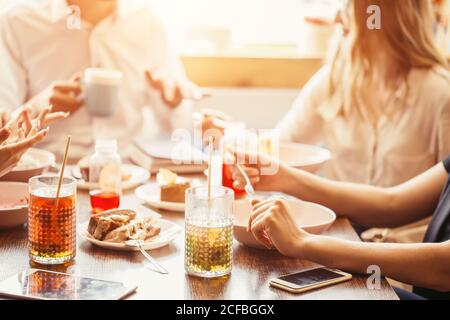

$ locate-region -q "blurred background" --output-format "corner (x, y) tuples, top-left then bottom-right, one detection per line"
(0, 0), (448, 129)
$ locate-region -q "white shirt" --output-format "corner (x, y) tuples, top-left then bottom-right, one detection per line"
(0, 0), (191, 160)
(277, 66), (450, 187)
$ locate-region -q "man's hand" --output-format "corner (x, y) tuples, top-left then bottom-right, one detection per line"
(145, 70), (209, 109)
(49, 73), (83, 113)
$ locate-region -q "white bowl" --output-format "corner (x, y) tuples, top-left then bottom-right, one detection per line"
(0, 182), (29, 229)
(0, 148), (55, 182)
(279, 142), (331, 173)
(234, 198), (336, 249)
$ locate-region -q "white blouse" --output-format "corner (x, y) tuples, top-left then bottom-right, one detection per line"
(277, 66), (450, 187)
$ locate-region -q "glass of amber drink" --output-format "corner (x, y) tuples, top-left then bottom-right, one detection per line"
(28, 176), (77, 265)
(185, 186), (234, 278)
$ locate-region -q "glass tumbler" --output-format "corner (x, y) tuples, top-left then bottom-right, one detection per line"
(185, 186), (234, 278)
(28, 176), (77, 265)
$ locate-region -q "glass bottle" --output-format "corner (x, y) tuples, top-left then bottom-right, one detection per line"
(89, 139), (121, 214)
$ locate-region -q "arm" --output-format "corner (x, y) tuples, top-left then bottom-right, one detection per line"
(302, 235), (450, 292)
(235, 153), (448, 228)
(281, 163), (448, 228)
(249, 198), (450, 293)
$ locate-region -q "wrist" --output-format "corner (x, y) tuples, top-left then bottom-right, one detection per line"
(294, 233), (321, 260)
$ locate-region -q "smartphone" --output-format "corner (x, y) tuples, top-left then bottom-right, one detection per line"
(0, 269), (137, 300)
(270, 267), (352, 294)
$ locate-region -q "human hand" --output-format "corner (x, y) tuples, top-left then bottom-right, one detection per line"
(248, 198), (308, 257)
(196, 108), (231, 147)
(231, 150), (292, 193)
(2, 106), (68, 143)
(0, 121), (49, 177)
(145, 70), (210, 108)
(49, 73), (83, 114)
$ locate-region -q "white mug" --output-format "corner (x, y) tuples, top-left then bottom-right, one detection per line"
(83, 68), (123, 117)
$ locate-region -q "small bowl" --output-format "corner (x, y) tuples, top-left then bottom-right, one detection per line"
(234, 198), (336, 249)
(279, 142), (331, 173)
(0, 182), (29, 229)
(0, 148), (55, 182)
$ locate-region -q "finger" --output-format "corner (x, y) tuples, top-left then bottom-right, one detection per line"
(53, 83), (82, 95)
(1, 112), (9, 128)
(248, 201), (275, 232)
(145, 70), (162, 89)
(0, 127), (11, 144)
(37, 106), (51, 125)
(43, 112), (70, 124)
(49, 92), (83, 113)
(70, 72), (83, 83)
(22, 108), (33, 134)
(162, 82), (183, 108)
(6, 128), (49, 152)
(250, 213), (273, 249)
(27, 121), (40, 138)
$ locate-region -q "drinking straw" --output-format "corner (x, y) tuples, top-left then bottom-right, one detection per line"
(207, 136), (214, 201)
(54, 136), (71, 208)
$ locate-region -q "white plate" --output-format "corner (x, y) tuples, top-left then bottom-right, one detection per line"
(135, 182), (186, 212)
(0, 148), (55, 182)
(76, 164), (150, 191)
(279, 142), (331, 173)
(79, 219), (182, 251)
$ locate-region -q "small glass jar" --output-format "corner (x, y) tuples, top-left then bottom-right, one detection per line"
(89, 139), (121, 214)
(185, 186), (234, 278)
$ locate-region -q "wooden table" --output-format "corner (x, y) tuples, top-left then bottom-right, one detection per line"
(0, 182), (398, 300)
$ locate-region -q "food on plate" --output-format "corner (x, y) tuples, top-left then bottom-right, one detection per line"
(87, 209), (160, 243)
(88, 209), (136, 240)
(104, 217), (160, 243)
(157, 168), (190, 203)
(14, 152), (43, 171)
(0, 196), (28, 209)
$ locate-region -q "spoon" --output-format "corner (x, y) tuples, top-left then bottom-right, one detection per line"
(125, 240), (168, 275)
(236, 163), (256, 198)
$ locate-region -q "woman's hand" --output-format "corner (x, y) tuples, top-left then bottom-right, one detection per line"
(248, 198), (309, 257)
(145, 70), (210, 108)
(231, 151), (293, 193)
(0, 122), (49, 177)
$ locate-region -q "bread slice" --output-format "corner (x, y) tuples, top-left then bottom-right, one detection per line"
(103, 217), (161, 243)
(88, 209), (136, 240)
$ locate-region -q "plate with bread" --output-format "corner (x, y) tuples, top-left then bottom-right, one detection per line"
(135, 169), (199, 212)
(80, 209), (182, 251)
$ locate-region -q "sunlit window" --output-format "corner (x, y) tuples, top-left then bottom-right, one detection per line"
(153, 0), (339, 57)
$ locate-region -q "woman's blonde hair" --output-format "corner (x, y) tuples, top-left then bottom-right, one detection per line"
(325, 0), (449, 121)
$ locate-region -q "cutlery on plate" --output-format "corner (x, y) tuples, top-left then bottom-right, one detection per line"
(125, 240), (168, 275)
(236, 163), (256, 197)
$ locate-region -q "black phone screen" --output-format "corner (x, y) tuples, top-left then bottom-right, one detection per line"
(278, 268), (345, 287)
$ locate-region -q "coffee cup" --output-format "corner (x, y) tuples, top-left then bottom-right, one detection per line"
(84, 68), (123, 117)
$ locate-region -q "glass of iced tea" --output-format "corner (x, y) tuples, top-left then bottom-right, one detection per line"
(185, 186), (234, 278)
(28, 176), (77, 265)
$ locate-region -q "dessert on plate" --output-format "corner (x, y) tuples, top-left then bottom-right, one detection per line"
(87, 209), (160, 243)
(157, 169), (190, 203)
